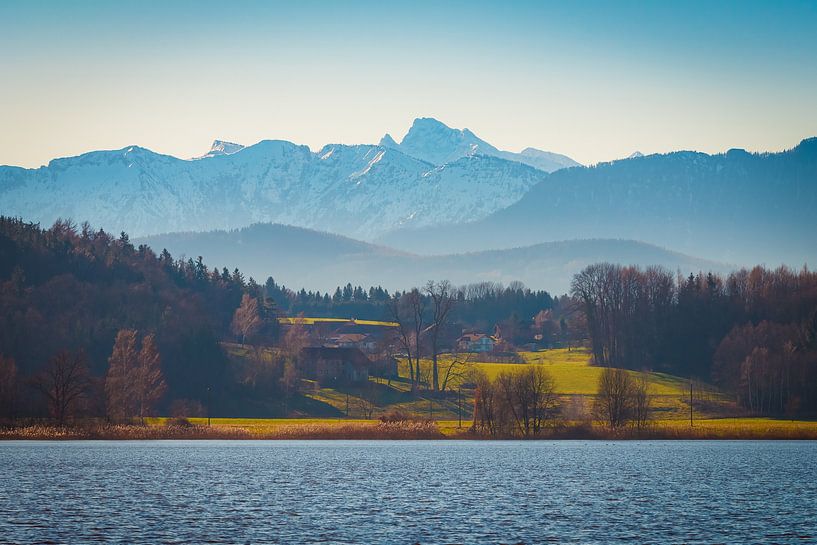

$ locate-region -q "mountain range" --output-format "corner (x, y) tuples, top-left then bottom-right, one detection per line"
(137, 223), (727, 295)
(380, 138), (817, 266)
(0, 118), (570, 240)
(379, 117), (581, 172)
(2, 117), (815, 292)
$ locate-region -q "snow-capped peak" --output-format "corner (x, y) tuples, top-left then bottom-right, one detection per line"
(197, 140), (245, 159)
(628, 151), (644, 159)
(385, 117), (581, 172)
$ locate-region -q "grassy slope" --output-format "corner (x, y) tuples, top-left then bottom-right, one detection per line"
(149, 345), (817, 439)
(400, 349), (689, 395)
(223, 345), (726, 421)
(397, 349), (707, 420)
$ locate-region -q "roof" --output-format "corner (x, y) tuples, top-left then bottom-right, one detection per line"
(458, 333), (494, 343)
(278, 317), (398, 327)
(330, 333), (371, 343)
(300, 346), (372, 367)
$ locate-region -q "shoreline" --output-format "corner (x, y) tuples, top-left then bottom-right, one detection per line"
(3, 418), (817, 441)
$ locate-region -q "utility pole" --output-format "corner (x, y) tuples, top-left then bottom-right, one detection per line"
(689, 379), (693, 427)
(207, 386), (211, 427)
(458, 386), (462, 428)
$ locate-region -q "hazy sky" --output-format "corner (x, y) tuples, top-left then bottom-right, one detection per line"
(1, 0), (816, 168)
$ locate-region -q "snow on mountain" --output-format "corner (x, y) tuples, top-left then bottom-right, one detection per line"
(378, 137), (817, 267)
(383, 117), (581, 172)
(628, 151), (644, 159)
(0, 138), (546, 240)
(198, 139), (245, 158)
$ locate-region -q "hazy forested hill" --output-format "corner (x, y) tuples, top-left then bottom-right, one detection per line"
(379, 138), (817, 266)
(138, 223), (727, 294)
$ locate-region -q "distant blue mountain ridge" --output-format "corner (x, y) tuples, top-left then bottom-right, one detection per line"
(378, 137), (817, 267)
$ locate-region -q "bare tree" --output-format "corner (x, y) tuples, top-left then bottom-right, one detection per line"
(387, 300), (415, 387)
(493, 366), (558, 437)
(571, 263), (675, 370)
(35, 350), (90, 426)
(388, 289), (425, 391)
(281, 315), (311, 363)
(527, 366), (559, 434)
(425, 280), (456, 392)
(354, 380), (379, 419)
(440, 351), (473, 392)
(231, 293), (262, 345)
(594, 367), (636, 429)
(471, 369), (497, 435)
(495, 370), (521, 434)
(632, 373), (652, 430)
(134, 333), (167, 422)
(105, 329), (138, 422)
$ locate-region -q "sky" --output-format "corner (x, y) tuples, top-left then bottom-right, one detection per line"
(1, 0), (816, 168)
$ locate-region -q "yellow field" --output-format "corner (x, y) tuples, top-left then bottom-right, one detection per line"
(146, 416), (374, 434)
(224, 345), (725, 422)
(655, 418), (817, 432)
(139, 416), (817, 440)
(400, 349), (690, 396)
(277, 317), (397, 327)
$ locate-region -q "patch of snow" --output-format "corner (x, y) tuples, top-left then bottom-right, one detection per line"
(385, 117), (581, 172)
(196, 140), (245, 159)
(0, 126), (547, 241)
(349, 149), (385, 179)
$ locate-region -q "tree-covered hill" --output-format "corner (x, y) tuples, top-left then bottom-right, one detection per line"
(0, 216), (248, 411)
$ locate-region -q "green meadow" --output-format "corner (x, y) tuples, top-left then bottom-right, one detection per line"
(222, 345), (729, 421)
(399, 349), (690, 396)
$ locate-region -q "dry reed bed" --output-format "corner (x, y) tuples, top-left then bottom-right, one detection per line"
(261, 421), (444, 440)
(3, 421), (816, 440)
(451, 423), (817, 440)
(0, 424), (251, 440)
(0, 421), (444, 440)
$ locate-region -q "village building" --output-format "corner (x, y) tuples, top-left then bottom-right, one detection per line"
(299, 346), (399, 384)
(457, 332), (496, 353)
(299, 347), (372, 383)
(326, 332), (378, 353)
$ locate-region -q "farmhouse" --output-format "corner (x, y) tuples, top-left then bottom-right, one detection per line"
(299, 346), (396, 384)
(457, 332), (496, 353)
(327, 332), (378, 353)
(299, 346), (371, 383)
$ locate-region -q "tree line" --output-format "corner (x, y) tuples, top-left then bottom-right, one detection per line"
(571, 263), (817, 416)
(0, 216), (566, 422)
(261, 276), (557, 330)
(10, 328), (168, 426)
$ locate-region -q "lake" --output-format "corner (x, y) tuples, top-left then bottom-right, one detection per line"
(1, 440), (815, 544)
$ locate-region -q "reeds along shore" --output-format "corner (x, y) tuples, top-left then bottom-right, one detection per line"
(0, 421), (445, 440)
(2, 420), (817, 440)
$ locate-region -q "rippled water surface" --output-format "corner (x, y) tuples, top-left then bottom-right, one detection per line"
(1, 440), (816, 544)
